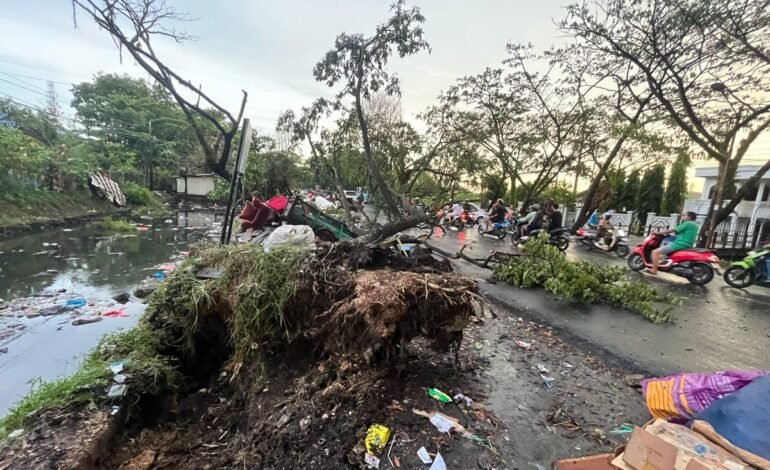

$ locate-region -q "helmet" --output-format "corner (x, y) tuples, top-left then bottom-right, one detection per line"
(603, 212), (612, 219)
(530, 204), (541, 211)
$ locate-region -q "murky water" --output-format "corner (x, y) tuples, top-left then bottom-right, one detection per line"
(0, 210), (223, 415)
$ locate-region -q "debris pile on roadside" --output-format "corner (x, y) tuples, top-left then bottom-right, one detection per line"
(0, 234), (501, 469)
(555, 369), (770, 470)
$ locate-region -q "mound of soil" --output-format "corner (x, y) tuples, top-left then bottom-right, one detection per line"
(316, 270), (483, 364)
(102, 339), (500, 469)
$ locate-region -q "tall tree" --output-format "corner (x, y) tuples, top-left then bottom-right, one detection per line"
(637, 164), (666, 224)
(277, 99), (355, 223)
(72, 0), (247, 180)
(313, 0), (429, 217)
(662, 153), (691, 215)
(564, 0), (770, 244)
(430, 67), (531, 204)
(71, 74), (193, 189)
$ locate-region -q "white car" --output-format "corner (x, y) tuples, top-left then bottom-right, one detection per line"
(449, 201), (485, 225)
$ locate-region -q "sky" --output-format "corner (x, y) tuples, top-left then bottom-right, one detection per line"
(1, 0), (767, 188)
(0, 0), (566, 133)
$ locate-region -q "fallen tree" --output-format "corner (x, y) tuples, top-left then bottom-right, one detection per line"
(0, 238), (491, 469)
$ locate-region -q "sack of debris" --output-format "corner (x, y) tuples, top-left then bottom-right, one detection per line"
(641, 370), (769, 422)
(263, 225), (316, 253)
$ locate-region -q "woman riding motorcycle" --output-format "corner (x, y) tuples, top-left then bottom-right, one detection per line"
(596, 212), (613, 247)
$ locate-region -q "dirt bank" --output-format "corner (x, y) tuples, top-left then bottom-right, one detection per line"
(0, 239), (650, 469)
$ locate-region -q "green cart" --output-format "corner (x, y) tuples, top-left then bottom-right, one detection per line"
(284, 197), (357, 242)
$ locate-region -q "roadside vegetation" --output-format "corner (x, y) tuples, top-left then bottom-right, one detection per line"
(93, 216), (135, 232)
(494, 235), (680, 323)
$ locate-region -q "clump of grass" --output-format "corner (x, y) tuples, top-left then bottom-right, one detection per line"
(147, 243), (304, 366)
(94, 216), (135, 232)
(0, 324), (177, 440)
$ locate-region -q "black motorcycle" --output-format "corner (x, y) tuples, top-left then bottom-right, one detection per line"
(514, 227), (571, 251)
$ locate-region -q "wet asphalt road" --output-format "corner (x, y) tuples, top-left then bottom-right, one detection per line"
(423, 227), (770, 374)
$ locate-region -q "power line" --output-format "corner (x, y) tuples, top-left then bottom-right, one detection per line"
(0, 72), (47, 92)
(0, 70), (71, 86)
(0, 57), (89, 80)
(0, 76), (49, 97)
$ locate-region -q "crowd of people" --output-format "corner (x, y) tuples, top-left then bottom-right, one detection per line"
(479, 199), (563, 236)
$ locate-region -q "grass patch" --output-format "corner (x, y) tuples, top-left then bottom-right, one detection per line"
(494, 234), (680, 323)
(122, 182), (172, 217)
(148, 243), (304, 367)
(0, 324), (176, 439)
(94, 216), (135, 232)
(0, 190), (115, 228)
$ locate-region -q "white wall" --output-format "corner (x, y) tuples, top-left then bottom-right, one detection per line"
(185, 177), (215, 196)
(175, 177), (186, 194)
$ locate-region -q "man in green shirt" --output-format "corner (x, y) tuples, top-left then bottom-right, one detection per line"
(650, 211), (700, 274)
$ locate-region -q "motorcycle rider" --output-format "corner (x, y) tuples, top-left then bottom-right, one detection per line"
(548, 203), (562, 232)
(448, 202), (463, 223)
(587, 209), (600, 228)
(518, 204), (541, 236)
(596, 212), (613, 247)
(522, 206), (546, 237)
(485, 199), (508, 230)
(650, 211), (699, 275)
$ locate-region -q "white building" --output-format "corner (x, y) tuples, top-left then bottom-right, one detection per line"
(684, 165), (770, 221)
(683, 164), (770, 247)
(175, 174), (216, 197)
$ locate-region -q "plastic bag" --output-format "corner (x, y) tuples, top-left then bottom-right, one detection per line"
(263, 225), (316, 253)
(314, 196), (335, 210)
(62, 297), (86, 310)
(642, 370), (769, 422)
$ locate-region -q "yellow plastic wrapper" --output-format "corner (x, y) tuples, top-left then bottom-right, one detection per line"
(364, 424), (391, 455)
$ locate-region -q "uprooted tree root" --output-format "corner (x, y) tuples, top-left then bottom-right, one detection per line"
(316, 270), (484, 365)
(0, 238), (494, 469)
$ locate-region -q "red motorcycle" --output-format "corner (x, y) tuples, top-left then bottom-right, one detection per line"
(627, 233), (720, 285)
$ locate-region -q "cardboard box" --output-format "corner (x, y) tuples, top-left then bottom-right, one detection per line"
(552, 453), (616, 470)
(610, 420), (750, 470)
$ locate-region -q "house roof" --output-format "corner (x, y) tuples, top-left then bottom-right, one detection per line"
(175, 173), (216, 179)
(694, 165), (769, 180)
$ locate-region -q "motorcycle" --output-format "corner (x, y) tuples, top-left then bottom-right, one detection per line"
(576, 227), (630, 258)
(515, 227), (571, 251)
(627, 233), (720, 285)
(445, 211), (468, 231)
(478, 219), (513, 240)
(723, 245), (770, 288)
(462, 209), (476, 227)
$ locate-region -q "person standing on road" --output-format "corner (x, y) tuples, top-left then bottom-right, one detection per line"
(649, 211), (700, 275)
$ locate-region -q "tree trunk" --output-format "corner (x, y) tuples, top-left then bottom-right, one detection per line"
(149, 163), (154, 191)
(509, 172), (517, 207)
(570, 135), (629, 232)
(353, 91), (400, 217)
(211, 133), (235, 181)
(363, 214), (429, 243)
(700, 159), (729, 247)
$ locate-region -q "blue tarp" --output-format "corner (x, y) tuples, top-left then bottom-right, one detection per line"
(693, 374), (770, 460)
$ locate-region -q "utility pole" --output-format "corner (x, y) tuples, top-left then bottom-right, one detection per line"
(148, 120), (154, 190)
(220, 119), (253, 244)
